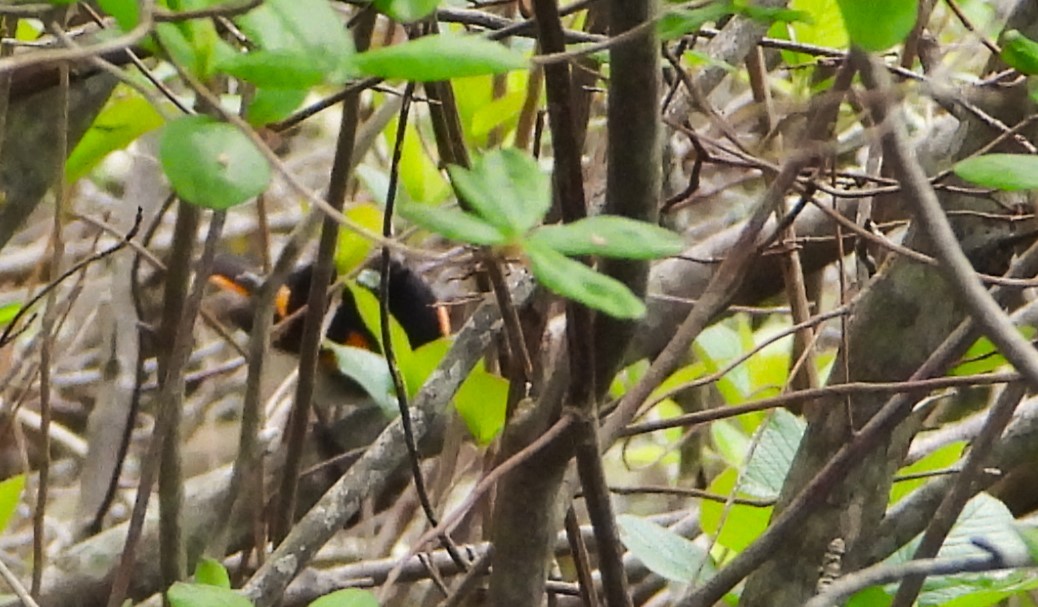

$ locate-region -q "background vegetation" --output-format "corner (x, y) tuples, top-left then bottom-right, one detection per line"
(2, 0), (1038, 606)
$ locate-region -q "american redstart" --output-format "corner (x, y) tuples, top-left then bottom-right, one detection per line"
(208, 255), (450, 416)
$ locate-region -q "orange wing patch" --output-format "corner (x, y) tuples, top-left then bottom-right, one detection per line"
(209, 274), (251, 298)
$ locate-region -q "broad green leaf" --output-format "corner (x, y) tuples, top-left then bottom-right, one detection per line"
(335, 204), (383, 275)
(353, 34), (527, 82)
(836, 0), (917, 52)
(710, 420), (751, 467)
(693, 323), (748, 405)
(658, 2), (734, 41)
(99, 0), (140, 30)
(0, 475), (25, 533)
(245, 87), (308, 126)
(234, 0), (355, 83)
(741, 410), (804, 497)
(699, 467), (773, 552)
(194, 558), (231, 588)
(776, 0), (847, 63)
(384, 120), (450, 205)
(1002, 30), (1038, 76)
(955, 154), (1038, 191)
(373, 0), (439, 24)
(890, 442), (965, 504)
(454, 366), (508, 444)
(891, 493), (1026, 568)
(67, 87), (165, 183)
(735, 3), (811, 24)
(525, 243), (647, 319)
(0, 302), (20, 327)
(347, 283), (413, 361)
(323, 341), (399, 417)
(528, 216), (685, 260)
(167, 582), (253, 607)
(453, 71), (528, 147)
(217, 50), (327, 88)
(399, 204), (508, 246)
(309, 589), (380, 607)
(447, 149), (550, 237)
(159, 115), (271, 210)
(617, 514), (715, 583)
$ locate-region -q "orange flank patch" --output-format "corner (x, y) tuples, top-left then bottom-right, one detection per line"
(275, 285), (292, 320)
(209, 274), (251, 298)
(435, 304), (451, 337)
(344, 331), (373, 350)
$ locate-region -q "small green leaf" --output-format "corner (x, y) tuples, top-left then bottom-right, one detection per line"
(617, 514), (715, 583)
(741, 410), (804, 497)
(455, 368), (508, 444)
(447, 149), (551, 237)
(194, 558), (231, 588)
(954, 154), (1038, 191)
(373, 0), (439, 24)
(335, 204), (382, 275)
(836, 0), (917, 52)
(353, 34), (527, 81)
(699, 467), (773, 552)
(309, 588), (380, 607)
(99, 0), (140, 30)
(399, 204), (508, 246)
(234, 0), (355, 83)
(217, 50), (327, 88)
(0, 302), (20, 327)
(528, 216), (685, 260)
(167, 582), (253, 607)
(658, 2), (734, 41)
(1002, 30), (1038, 76)
(0, 475), (25, 533)
(323, 341), (399, 417)
(525, 243), (647, 319)
(67, 87), (165, 183)
(245, 87), (308, 127)
(159, 115), (271, 210)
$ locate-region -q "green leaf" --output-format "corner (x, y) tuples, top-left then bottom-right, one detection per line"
(890, 442), (965, 504)
(836, 0), (917, 52)
(949, 328), (1037, 375)
(194, 558), (231, 588)
(525, 243), (647, 319)
(447, 149), (551, 237)
(1001, 30), (1038, 76)
(346, 283), (413, 360)
(954, 154), (1038, 191)
(658, 2), (734, 41)
(741, 409), (804, 497)
(167, 582), (253, 607)
(323, 341), (399, 417)
(384, 119), (450, 205)
(245, 87), (308, 126)
(0, 302), (20, 327)
(353, 34), (527, 82)
(234, 0), (355, 83)
(0, 475), (25, 533)
(335, 204), (382, 275)
(67, 87), (165, 183)
(99, 0), (140, 30)
(455, 367), (508, 444)
(216, 50), (327, 88)
(399, 204), (508, 246)
(699, 468), (773, 552)
(309, 589), (380, 607)
(617, 514), (715, 583)
(528, 216), (685, 260)
(159, 115), (271, 210)
(373, 0), (439, 24)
